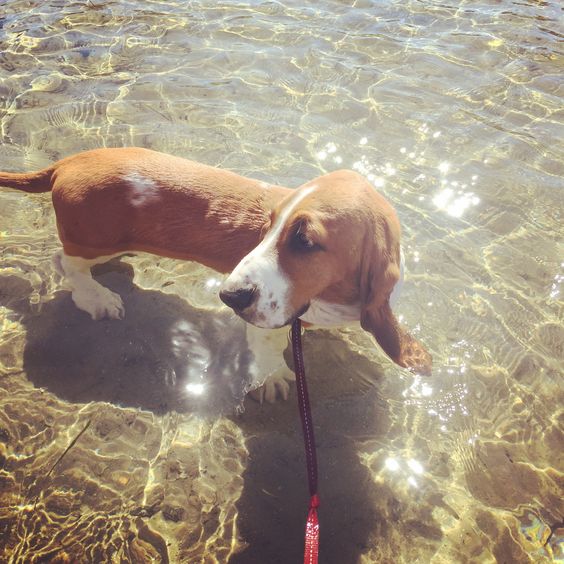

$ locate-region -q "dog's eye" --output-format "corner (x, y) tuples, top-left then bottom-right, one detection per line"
(293, 230), (316, 251)
(298, 231), (314, 248)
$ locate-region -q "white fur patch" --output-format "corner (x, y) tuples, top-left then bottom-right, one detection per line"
(125, 171), (160, 207)
(300, 299), (361, 327)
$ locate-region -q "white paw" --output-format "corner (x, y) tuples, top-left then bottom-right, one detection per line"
(72, 285), (125, 320)
(249, 367), (295, 404)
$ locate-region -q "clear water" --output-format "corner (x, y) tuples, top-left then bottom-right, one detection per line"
(0, 1), (562, 562)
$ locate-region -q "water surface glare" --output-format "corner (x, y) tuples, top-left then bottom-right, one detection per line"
(0, 0), (563, 562)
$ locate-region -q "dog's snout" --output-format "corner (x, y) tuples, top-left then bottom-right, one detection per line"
(219, 286), (257, 311)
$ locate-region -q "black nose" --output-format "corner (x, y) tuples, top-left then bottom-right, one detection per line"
(219, 286), (257, 311)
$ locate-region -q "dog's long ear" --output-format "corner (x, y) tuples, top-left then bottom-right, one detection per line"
(359, 221), (432, 375)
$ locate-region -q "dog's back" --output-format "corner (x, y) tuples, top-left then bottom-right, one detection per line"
(1, 147), (290, 271)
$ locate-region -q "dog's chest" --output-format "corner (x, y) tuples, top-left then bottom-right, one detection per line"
(300, 299), (361, 327)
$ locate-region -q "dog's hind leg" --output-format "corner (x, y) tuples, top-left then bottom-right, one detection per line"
(54, 250), (125, 320)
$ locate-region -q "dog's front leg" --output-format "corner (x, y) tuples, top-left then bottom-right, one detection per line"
(245, 325), (295, 403)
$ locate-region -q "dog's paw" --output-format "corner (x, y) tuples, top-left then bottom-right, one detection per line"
(401, 334), (432, 376)
(72, 285), (125, 320)
(248, 367), (295, 404)
(100, 288), (125, 320)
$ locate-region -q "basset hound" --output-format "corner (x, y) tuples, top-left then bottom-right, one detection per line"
(1, 147), (431, 401)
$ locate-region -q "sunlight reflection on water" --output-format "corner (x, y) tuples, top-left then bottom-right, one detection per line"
(0, 0), (563, 562)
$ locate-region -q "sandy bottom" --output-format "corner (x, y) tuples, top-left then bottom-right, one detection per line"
(0, 261), (390, 563)
(0, 259), (561, 563)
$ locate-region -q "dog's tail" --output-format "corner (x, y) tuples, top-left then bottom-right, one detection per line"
(0, 167), (53, 193)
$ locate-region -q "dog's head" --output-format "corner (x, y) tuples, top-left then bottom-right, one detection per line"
(219, 170), (402, 330)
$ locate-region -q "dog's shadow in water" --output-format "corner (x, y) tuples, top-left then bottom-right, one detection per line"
(232, 330), (404, 564)
(1, 260), (443, 563)
(2, 260), (252, 416)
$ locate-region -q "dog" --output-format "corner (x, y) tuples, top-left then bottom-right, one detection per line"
(0, 147), (431, 401)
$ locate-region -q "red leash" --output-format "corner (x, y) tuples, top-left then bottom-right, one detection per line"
(291, 319), (319, 564)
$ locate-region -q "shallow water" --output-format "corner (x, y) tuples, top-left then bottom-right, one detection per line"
(0, 0), (562, 562)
